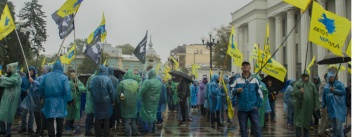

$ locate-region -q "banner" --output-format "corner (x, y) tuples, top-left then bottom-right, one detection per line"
(0, 4), (15, 40)
(255, 49), (287, 82)
(227, 26), (243, 68)
(283, 0), (311, 12)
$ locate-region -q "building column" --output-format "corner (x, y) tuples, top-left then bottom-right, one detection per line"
(316, 0), (328, 81)
(286, 9), (296, 79)
(274, 14), (283, 66)
(300, 9), (311, 74)
(335, 0), (348, 83)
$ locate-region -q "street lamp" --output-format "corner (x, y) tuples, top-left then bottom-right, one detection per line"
(201, 31), (219, 79)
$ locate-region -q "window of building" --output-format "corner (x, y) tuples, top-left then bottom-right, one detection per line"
(282, 18), (287, 36)
(295, 13), (298, 33)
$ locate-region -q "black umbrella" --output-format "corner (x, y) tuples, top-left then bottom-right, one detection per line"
(317, 53), (351, 65)
(228, 74), (238, 85)
(262, 75), (285, 92)
(168, 70), (193, 83)
(114, 68), (126, 79)
(78, 74), (91, 85)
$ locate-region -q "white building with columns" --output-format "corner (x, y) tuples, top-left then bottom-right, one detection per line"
(230, 0), (351, 82)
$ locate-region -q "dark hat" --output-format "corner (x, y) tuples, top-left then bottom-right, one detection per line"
(242, 61), (250, 66)
(301, 70), (309, 77)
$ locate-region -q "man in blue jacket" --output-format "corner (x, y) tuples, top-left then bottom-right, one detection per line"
(19, 66), (36, 133)
(231, 61), (263, 137)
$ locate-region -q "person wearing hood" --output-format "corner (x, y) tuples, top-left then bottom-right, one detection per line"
(90, 65), (115, 137)
(19, 66), (36, 133)
(116, 69), (139, 136)
(138, 69), (162, 134)
(107, 66), (120, 129)
(0, 62), (22, 137)
(65, 72), (86, 130)
(313, 75), (321, 126)
(322, 71), (346, 137)
(21, 65), (51, 135)
(218, 76), (229, 124)
(84, 67), (99, 136)
(208, 74), (224, 127)
(283, 78), (296, 126)
(198, 77), (208, 116)
(177, 73), (191, 127)
(156, 76), (167, 125)
(190, 80), (198, 110)
(39, 60), (72, 137)
(231, 61), (263, 137)
(292, 71), (319, 137)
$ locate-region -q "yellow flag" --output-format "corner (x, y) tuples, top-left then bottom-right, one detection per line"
(328, 64), (346, 71)
(56, 0), (82, 17)
(60, 43), (76, 64)
(221, 77), (234, 119)
(263, 22), (271, 58)
(20, 67), (23, 72)
(0, 65), (2, 76)
(227, 26), (243, 68)
(283, 0), (311, 12)
(306, 56), (316, 75)
(163, 64), (172, 81)
(87, 13), (107, 44)
(309, 2), (351, 56)
(191, 64), (201, 79)
(41, 57), (46, 67)
(169, 56), (179, 70)
(346, 40), (351, 57)
(155, 63), (161, 74)
(0, 4), (15, 40)
(255, 49), (287, 82)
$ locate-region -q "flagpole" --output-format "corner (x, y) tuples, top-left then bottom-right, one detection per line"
(231, 8), (306, 100)
(14, 28), (30, 76)
(73, 12), (78, 84)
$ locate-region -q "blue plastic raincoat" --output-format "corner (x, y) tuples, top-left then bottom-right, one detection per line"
(20, 66), (36, 101)
(0, 62), (22, 123)
(139, 69), (162, 123)
(283, 79), (295, 109)
(217, 76), (228, 111)
(108, 66), (119, 91)
(90, 65), (115, 119)
(322, 72), (346, 122)
(85, 69), (98, 114)
(189, 81), (198, 106)
(208, 74), (222, 113)
(40, 61), (72, 118)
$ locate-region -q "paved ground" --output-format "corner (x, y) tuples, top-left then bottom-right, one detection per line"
(5, 94), (351, 137)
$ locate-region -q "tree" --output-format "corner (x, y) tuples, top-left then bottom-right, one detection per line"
(116, 44), (134, 55)
(0, 1), (32, 69)
(77, 53), (108, 74)
(66, 38), (86, 54)
(18, 0), (47, 68)
(213, 25), (232, 71)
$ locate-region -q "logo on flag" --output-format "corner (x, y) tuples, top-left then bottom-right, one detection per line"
(133, 31), (148, 64)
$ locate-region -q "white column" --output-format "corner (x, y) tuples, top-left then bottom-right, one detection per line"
(300, 9), (311, 73)
(335, 0), (348, 83)
(287, 9), (296, 79)
(316, 0), (328, 81)
(274, 14), (283, 65)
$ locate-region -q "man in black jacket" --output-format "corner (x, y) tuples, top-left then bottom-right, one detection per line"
(177, 77), (190, 126)
(266, 79), (278, 122)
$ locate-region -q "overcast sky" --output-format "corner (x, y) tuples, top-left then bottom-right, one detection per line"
(10, 0), (251, 62)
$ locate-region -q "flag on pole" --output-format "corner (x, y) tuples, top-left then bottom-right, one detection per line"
(155, 63), (161, 75)
(163, 64), (172, 82)
(84, 35), (102, 65)
(52, 11), (74, 39)
(56, 0), (83, 17)
(0, 4), (15, 40)
(283, 0), (312, 12)
(0, 65), (2, 76)
(227, 26), (243, 68)
(306, 55), (316, 75)
(60, 43), (76, 64)
(309, 2), (351, 56)
(41, 57), (46, 67)
(169, 56), (179, 70)
(346, 39), (351, 57)
(328, 64), (346, 71)
(191, 63), (201, 79)
(263, 22), (271, 58)
(20, 67), (23, 72)
(103, 60), (107, 66)
(221, 77), (234, 119)
(133, 31), (148, 64)
(255, 49), (287, 82)
(87, 13), (106, 45)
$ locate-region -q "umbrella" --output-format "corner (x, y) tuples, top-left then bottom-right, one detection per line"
(228, 74), (238, 85)
(317, 53), (351, 65)
(168, 70), (193, 83)
(78, 74), (91, 85)
(114, 68), (126, 79)
(262, 75), (285, 92)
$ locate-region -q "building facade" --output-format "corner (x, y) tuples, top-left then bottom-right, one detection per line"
(230, 0), (351, 81)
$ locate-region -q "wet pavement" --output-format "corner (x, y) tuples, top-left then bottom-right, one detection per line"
(7, 94), (351, 137)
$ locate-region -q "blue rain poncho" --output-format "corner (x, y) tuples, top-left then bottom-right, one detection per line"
(322, 71), (346, 122)
(157, 76), (167, 113)
(0, 62), (22, 123)
(85, 69), (98, 114)
(90, 65), (115, 119)
(208, 74), (222, 113)
(116, 70), (139, 119)
(20, 65), (51, 112)
(283, 79), (295, 109)
(217, 76), (228, 111)
(108, 66), (119, 90)
(20, 66), (36, 101)
(138, 69), (162, 123)
(203, 82), (211, 109)
(190, 81), (198, 106)
(40, 61), (72, 118)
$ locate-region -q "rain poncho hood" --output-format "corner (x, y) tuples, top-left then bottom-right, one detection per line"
(208, 74), (221, 112)
(117, 69), (139, 118)
(138, 69), (162, 122)
(40, 60), (72, 118)
(21, 66), (37, 100)
(284, 78), (295, 107)
(190, 80), (198, 106)
(322, 71), (346, 122)
(90, 65), (115, 119)
(108, 66), (115, 76)
(0, 62), (22, 123)
(85, 68), (99, 114)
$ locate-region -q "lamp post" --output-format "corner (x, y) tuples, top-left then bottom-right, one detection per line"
(201, 32), (219, 79)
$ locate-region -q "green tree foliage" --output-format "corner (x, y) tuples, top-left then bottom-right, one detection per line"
(77, 53), (108, 74)
(0, 1), (32, 69)
(116, 44), (134, 55)
(66, 38), (86, 54)
(213, 25), (231, 71)
(18, 0), (47, 67)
